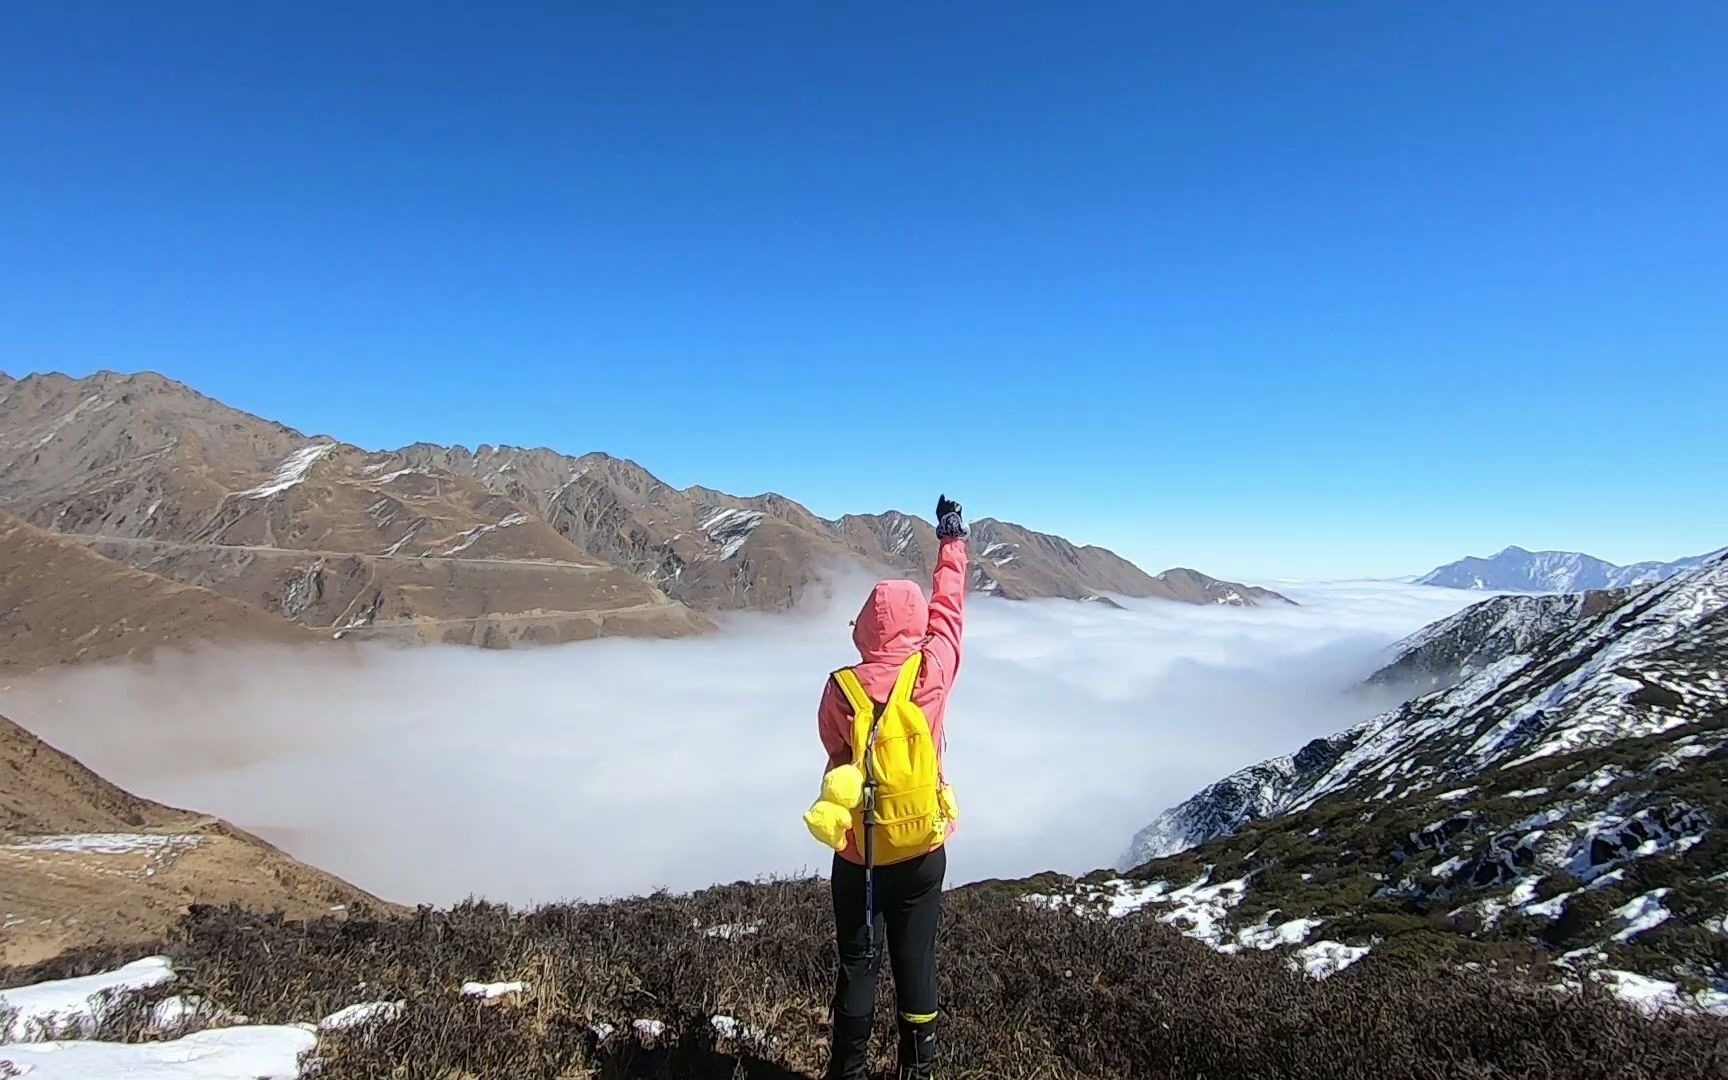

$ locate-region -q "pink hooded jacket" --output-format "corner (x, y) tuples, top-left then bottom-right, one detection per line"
(818, 535), (968, 864)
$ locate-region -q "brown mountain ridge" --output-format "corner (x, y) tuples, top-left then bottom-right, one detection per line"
(0, 370), (1292, 661)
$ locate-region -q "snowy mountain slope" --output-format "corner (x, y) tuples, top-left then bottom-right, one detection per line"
(1365, 587), (1641, 698)
(1122, 734), (1357, 863)
(1612, 552), (1725, 587)
(1293, 553), (1726, 805)
(1124, 552), (1728, 866)
(1418, 545), (1721, 592)
(1083, 705), (1728, 1018)
(1097, 554), (1728, 1010)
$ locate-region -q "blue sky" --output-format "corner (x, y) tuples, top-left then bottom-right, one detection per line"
(2, 4), (1724, 580)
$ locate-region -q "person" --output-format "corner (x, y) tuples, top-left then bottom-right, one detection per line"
(816, 494), (968, 1080)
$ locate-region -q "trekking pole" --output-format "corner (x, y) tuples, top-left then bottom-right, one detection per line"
(862, 777), (878, 959)
(860, 695), (886, 961)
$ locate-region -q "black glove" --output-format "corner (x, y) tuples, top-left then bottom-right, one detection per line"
(935, 494), (967, 540)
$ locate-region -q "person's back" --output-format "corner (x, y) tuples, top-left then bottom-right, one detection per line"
(812, 495), (968, 1080)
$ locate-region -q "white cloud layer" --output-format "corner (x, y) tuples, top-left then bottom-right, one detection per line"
(1, 575), (1479, 907)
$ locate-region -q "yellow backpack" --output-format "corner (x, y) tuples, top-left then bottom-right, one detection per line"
(803, 654), (957, 864)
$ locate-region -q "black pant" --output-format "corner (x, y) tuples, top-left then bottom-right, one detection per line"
(831, 846), (945, 1023)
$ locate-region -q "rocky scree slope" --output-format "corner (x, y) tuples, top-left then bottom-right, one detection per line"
(1418, 544), (1721, 592)
(0, 372), (1290, 653)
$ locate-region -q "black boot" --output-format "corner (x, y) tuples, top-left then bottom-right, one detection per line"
(826, 1011), (873, 1080)
(896, 1015), (937, 1080)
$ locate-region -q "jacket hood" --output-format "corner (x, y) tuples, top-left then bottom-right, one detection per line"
(852, 579), (928, 662)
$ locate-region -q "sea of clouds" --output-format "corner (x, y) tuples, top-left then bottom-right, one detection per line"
(1, 573), (1478, 907)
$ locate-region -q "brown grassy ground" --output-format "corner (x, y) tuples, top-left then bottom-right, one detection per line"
(0, 712), (395, 965)
(5, 879), (1724, 1079)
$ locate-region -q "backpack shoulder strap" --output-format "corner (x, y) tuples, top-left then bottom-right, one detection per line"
(887, 653), (924, 707)
(888, 654), (941, 783)
(831, 666), (873, 716)
(830, 667), (878, 767)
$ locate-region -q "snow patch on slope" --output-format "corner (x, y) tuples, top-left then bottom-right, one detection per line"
(884, 514), (918, 557)
(2, 834), (200, 856)
(319, 1000), (405, 1031)
(0, 1026), (316, 1079)
(1220, 916), (1324, 954)
(0, 957), (568, 1078)
(698, 508), (764, 561)
(1609, 889), (1673, 942)
(437, 513), (529, 556)
(1027, 868), (1311, 957)
(1594, 969), (1728, 1016)
(1292, 940), (1371, 979)
(238, 444), (338, 499)
(26, 395), (106, 451)
(980, 541), (1019, 567)
(0, 958), (177, 1039)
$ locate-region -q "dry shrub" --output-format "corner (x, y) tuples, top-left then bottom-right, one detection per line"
(4, 878), (1726, 1078)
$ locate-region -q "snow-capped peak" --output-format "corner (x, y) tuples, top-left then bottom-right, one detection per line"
(1417, 546), (1722, 593)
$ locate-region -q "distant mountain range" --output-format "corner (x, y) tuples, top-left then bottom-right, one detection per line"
(0, 370), (1291, 666)
(1416, 544), (1722, 592)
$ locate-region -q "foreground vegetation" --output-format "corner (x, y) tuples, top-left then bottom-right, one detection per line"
(5, 875), (1727, 1080)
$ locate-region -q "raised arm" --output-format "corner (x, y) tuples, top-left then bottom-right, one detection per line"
(920, 495), (968, 697)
